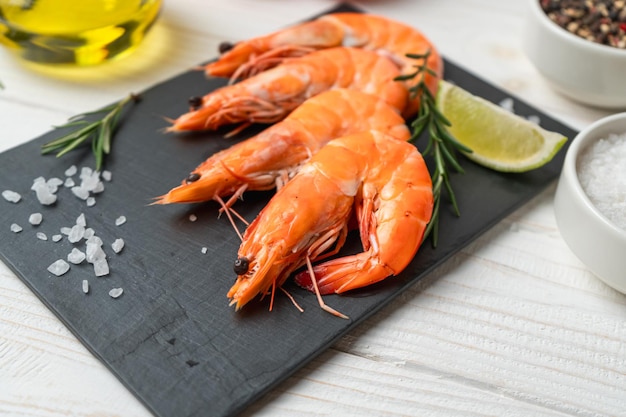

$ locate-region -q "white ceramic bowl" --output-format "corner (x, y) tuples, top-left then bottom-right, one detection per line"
(554, 113), (626, 293)
(523, 0), (626, 108)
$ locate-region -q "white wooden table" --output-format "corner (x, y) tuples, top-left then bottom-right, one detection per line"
(1, 1), (625, 416)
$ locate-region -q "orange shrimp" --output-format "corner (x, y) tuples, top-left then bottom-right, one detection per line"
(170, 47), (408, 132)
(228, 130), (433, 317)
(155, 89), (411, 209)
(206, 12), (442, 116)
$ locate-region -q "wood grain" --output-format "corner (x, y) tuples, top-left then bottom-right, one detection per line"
(1, 1), (624, 416)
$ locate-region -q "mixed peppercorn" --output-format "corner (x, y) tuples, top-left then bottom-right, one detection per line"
(540, 0), (626, 48)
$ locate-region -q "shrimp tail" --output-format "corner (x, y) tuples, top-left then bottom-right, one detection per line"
(294, 251), (393, 295)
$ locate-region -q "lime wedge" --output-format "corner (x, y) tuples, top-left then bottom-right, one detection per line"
(436, 80), (567, 172)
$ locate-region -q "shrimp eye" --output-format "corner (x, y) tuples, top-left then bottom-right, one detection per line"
(218, 41), (236, 54)
(188, 96), (203, 110)
(233, 257), (250, 275)
(185, 173), (201, 183)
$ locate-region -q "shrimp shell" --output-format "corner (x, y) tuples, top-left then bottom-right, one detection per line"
(170, 47), (408, 132)
(206, 12), (442, 117)
(155, 89), (411, 205)
(228, 130), (433, 312)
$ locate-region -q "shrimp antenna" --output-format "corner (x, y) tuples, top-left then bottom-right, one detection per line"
(213, 195), (244, 241)
(305, 256), (349, 319)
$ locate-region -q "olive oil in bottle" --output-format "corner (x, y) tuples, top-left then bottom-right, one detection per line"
(0, 0), (162, 65)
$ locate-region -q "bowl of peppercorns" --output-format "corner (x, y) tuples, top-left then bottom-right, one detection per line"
(523, 0), (626, 108)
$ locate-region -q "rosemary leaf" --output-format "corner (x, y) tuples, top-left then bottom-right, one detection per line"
(41, 93), (140, 170)
(395, 49), (471, 247)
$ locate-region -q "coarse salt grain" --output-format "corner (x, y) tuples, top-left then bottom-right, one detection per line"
(65, 165), (77, 177)
(86, 197), (96, 207)
(68, 224), (86, 243)
(93, 258), (110, 277)
(201, 247), (208, 254)
(85, 236), (106, 263)
(578, 133), (626, 231)
(2, 190), (21, 203)
(71, 186), (90, 200)
(10, 223), (22, 233)
(82, 280), (89, 294)
(47, 178), (63, 193)
(109, 287), (123, 298)
(31, 177), (57, 205)
(36, 232), (48, 241)
(527, 115), (541, 125)
(67, 248), (86, 264)
(115, 216), (126, 226)
(111, 238), (125, 254)
(28, 213), (43, 225)
(52, 234), (63, 242)
(47, 259), (70, 276)
(499, 97), (515, 113)
(189, 214), (198, 222)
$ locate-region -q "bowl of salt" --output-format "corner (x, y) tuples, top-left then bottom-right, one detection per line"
(554, 113), (626, 293)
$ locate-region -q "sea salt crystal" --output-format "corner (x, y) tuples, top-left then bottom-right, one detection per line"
(76, 213), (86, 227)
(46, 177), (63, 193)
(201, 247), (208, 254)
(67, 248), (86, 264)
(86, 235), (103, 246)
(68, 224), (86, 243)
(84, 228), (95, 239)
(52, 234), (63, 242)
(91, 181), (105, 194)
(86, 197), (96, 207)
(28, 213), (43, 225)
(527, 115), (541, 125)
(65, 165), (77, 177)
(82, 280), (89, 294)
(80, 166), (93, 178)
(111, 238), (125, 254)
(36, 232), (48, 241)
(47, 259), (70, 276)
(499, 97), (515, 113)
(60, 226), (72, 235)
(578, 133), (626, 231)
(101, 170), (112, 181)
(71, 185), (90, 200)
(86, 242), (106, 263)
(64, 177), (75, 188)
(82, 172), (101, 191)
(115, 216), (126, 226)
(2, 190), (21, 203)
(109, 287), (123, 298)
(31, 177), (57, 205)
(10, 223), (22, 233)
(93, 258), (110, 277)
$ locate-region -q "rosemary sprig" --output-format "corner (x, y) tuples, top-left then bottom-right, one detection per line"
(396, 50), (472, 247)
(41, 93), (140, 170)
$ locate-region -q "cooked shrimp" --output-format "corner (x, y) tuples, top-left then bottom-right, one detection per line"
(170, 47), (408, 132)
(206, 12), (442, 116)
(228, 130), (433, 316)
(155, 89), (411, 207)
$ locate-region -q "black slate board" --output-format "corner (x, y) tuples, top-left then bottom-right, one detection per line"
(0, 4), (577, 417)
